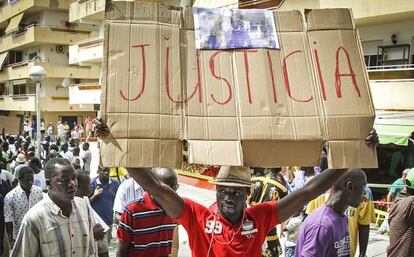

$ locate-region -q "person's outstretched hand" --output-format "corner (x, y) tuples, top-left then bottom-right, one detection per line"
(93, 224), (105, 241)
(365, 129), (379, 146)
(94, 118), (110, 138)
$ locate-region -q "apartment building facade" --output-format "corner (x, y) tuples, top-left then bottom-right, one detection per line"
(0, 0), (100, 132)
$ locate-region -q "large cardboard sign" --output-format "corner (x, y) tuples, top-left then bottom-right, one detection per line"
(100, 2), (378, 169)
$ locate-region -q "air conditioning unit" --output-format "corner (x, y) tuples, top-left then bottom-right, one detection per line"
(56, 45), (65, 53)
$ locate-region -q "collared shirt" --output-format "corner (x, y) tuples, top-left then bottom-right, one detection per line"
(4, 184), (44, 239)
(113, 178), (144, 213)
(117, 193), (176, 256)
(90, 177), (119, 226)
(11, 195), (96, 257)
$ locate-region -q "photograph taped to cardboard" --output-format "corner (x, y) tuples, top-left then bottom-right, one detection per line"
(194, 7), (279, 50)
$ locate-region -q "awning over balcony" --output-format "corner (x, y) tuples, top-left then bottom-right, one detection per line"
(69, 83), (101, 105)
(0, 52), (8, 70)
(374, 112), (414, 146)
(11, 79), (27, 85)
(5, 13), (24, 34)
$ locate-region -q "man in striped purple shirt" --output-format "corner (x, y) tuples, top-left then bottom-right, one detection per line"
(116, 168), (179, 257)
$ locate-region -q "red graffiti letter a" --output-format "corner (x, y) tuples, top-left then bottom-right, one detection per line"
(335, 47), (361, 98)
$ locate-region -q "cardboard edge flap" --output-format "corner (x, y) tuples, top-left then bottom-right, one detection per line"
(106, 1), (180, 25)
(242, 140), (323, 168)
(327, 140), (378, 169)
(274, 10), (304, 32)
(187, 140), (243, 166)
(181, 7), (194, 30)
(305, 8), (354, 31)
(100, 139), (183, 168)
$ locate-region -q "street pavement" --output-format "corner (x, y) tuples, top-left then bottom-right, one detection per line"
(87, 142), (388, 257)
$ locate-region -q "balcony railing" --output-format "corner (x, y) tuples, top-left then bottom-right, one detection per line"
(69, 0), (105, 22)
(0, 0), (70, 25)
(0, 24), (96, 52)
(0, 94), (36, 111)
(69, 37), (103, 64)
(0, 59), (100, 82)
(369, 79), (414, 110)
(367, 64), (414, 80)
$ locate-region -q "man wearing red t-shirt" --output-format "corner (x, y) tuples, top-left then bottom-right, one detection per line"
(117, 168), (179, 257)
(127, 129), (377, 257)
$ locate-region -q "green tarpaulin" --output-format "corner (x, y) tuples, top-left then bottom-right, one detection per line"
(374, 124), (414, 146)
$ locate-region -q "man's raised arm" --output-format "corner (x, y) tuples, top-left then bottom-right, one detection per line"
(277, 129), (378, 222)
(276, 168), (347, 223)
(128, 168), (184, 218)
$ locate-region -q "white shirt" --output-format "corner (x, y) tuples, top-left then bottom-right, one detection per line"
(113, 178), (144, 213)
(71, 130), (81, 139)
(4, 185), (44, 239)
(23, 124), (31, 133)
(0, 169), (15, 186)
(9, 145), (17, 155)
(33, 170), (47, 191)
(81, 150), (92, 171)
(57, 124), (64, 136)
(61, 151), (74, 162)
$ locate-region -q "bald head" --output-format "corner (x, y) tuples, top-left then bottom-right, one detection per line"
(333, 168), (367, 208)
(152, 168), (179, 191)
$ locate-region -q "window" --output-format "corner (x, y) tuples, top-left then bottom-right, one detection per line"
(13, 84), (26, 95)
(6, 51), (23, 65)
(0, 84), (6, 95)
(28, 52), (37, 60)
(364, 55), (381, 67)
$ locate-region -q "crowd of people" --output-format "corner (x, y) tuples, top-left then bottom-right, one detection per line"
(21, 116), (97, 142)
(0, 127), (413, 257)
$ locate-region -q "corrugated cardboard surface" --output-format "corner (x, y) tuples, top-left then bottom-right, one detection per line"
(101, 2), (377, 169)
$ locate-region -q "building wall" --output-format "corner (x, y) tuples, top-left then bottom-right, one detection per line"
(42, 111), (97, 127)
(40, 78), (69, 96)
(23, 44), (69, 64)
(8, 110), (97, 129)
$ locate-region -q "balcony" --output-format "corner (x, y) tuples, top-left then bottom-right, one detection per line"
(69, 82), (101, 105)
(367, 64), (414, 80)
(0, 94), (35, 111)
(319, 0), (414, 25)
(278, 0), (414, 25)
(0, 25), (97, 53)
(0, 0), (70, 26)
(370, 79), (414, 111)
(69, 0), (105, 23)
(41, 95), (95, 111)
(69, 37), (103, 65)
(0, 60), (100, 83)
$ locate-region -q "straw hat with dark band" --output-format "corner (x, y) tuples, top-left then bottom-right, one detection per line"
(209, 166), (254, 188)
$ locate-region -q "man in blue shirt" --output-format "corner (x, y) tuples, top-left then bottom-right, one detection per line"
(90, 166), (120, 257)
